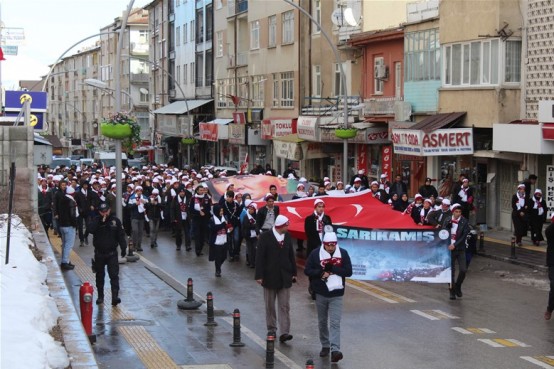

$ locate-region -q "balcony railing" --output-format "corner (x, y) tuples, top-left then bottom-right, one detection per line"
(228, 0), (247, 17)
(363, 96), (402, 115)
(302, 96), (361, 116)
(130, 73), (149, 83)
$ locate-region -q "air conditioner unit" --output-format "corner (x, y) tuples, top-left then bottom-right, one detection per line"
(375, 64), (388, 80)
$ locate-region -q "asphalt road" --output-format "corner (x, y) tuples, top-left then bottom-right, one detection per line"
(68, 230), (554, 369)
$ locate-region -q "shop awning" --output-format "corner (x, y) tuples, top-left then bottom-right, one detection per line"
(272, 133), (305, 143)
(208, 118), (234, 125)
(152, 99), (213, 114)
(409, 112), (466, 133)
(42, 134), (63, 148)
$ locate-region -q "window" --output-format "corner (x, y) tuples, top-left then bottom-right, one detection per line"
(268, 15), (277, 47)
(282, 11), (294, 44)
(176, 26), (181, 46)
(191, 20), (195, 41)
(191, 62), (195, 86)
(216, 31), (223, 57)
(139, 30), (149, 44)
(183, 64), (187, 84)
(196, 54), (203, 86)
(404, 29), (440, 82)
(273, 73), (279, 107)
(250, 20), (260, 50)
(183, 23), (187, 44)
(335, 63), (346, 96)
(216, 78), (236, 108)
(313, 65), (321, 97)
(281, 72), (294, 107)
(216, 0), (222, 9)
(373, 57), (384, 94)
(443, 38), (521, 86)
(313, 0), (321, 33)
(251, 75), (265, 108)
(176, 65), (181, 87)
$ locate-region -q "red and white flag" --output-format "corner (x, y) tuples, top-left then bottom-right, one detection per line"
(240, 153), (249, 174)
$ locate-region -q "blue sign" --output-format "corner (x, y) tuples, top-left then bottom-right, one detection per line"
(5, 90), (48, 112)
(5, 111), (45, 131)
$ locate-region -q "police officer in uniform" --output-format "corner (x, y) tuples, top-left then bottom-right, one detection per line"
(87, 202), (127, 306)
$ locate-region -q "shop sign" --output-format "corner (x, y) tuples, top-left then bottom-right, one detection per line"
(381, 145), (392, 177)
(261, 119), (273, 140)
(302, 142), (327, 160)
(297, 116), (319, 141)
(358, 145), (368, 172)
(233, 112), (246, 124)
(274, 140), (303, 161)
(273, 119), (295, 137)
(392, 128), (473, 156)
(547, 165), (554, 219)
(199, 122), (218, 142)
(365, 127), (389, 143)
(228, 124), (246, 145)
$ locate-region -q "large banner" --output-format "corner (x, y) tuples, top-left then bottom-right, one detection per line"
(205, 175), (299, 203)
(335, 225), (451, 283)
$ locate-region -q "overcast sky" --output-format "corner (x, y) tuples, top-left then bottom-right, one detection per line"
(1, 0), (150, 90)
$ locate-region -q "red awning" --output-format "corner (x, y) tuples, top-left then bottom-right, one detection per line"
(542, 123), (554, 140)
(409, 112), (466, 133)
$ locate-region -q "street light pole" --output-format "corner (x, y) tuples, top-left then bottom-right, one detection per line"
(282, 0), (350, 184)
(113, 0), (135, 220)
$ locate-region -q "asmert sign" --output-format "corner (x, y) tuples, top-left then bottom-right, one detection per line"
(391, 127), (473, 156)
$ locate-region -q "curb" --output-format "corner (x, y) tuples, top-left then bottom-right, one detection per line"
(476, 250), (547, 272)
(32, 215), (99, 369)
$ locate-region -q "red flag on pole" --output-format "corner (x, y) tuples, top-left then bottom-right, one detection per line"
(0, 48), (6, 61)
(240, 153), (249, 174)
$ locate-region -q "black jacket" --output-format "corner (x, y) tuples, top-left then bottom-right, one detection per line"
(418, 184), (438, 199)
(304, 213), (332, 251)
(87, 214), (127, 255)
(169, 193), (191, 222)
(446, 216), (471, 251)
(427, 209), (452, 229)
(53, 190), (77, 227)
(304, 246), (353, 297)
(255, 230), (297, 289)
(241, 213), (259, 240)
(188, 194), (212, 220)
(256, 205), (280, 232)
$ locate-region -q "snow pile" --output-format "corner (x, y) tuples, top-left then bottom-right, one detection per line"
(0, 214), (70, 369)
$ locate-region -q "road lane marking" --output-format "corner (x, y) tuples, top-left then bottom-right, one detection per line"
(521, 356), (554, 368)
(222, 317), (303, 369)
(478, 338), (531, 348)
(411, 310), (459, 320)
(452, 327), (496, 334)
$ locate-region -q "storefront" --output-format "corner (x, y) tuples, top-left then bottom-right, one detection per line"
(262, 118), (298, 175)
(199, 119), (231, 166)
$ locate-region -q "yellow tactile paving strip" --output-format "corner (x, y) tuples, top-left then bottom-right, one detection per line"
(50, 231), (180, 369)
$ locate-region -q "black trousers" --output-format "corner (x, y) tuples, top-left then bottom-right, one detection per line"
(95, 251), (120, 294)
(175, 218), (191, 248)
(548, 267), (554, 313)
(193, 217), (209, 254)
(451, 249), (467, 288)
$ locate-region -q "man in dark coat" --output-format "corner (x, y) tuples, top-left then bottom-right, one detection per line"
(389, 174), (408, 198)
(524, 174), (538, 200)
(87, 202), (127, 306)
(544, 214), (554, 320)
(255, 215), (297, 343)
(446, 203), (471, 300)
(37, 178), (53, 233)
(451, 178), (474, 219)
(511, 184), (529, 246)
(427, 198), (452, 229)
(304, 198), (333, 256)
(528, 189), (547, 246)
(170, 187), (192, 251)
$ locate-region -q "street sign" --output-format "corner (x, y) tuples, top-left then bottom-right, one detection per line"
(5, 90), (48, 113)
(1, 27), (25, 45)
(2, 45), (18, 56)
(4, 111), (45, 131)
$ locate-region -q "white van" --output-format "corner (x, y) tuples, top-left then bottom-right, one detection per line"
(93, 152), (128, 168)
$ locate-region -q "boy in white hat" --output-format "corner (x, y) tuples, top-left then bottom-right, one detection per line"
(304, 231), (352, 363)
(255, 215), (297, 344)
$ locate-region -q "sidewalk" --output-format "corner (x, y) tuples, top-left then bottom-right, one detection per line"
(477, 227), (547, 271)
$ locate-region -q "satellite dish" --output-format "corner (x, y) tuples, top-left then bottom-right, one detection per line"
(331, 8), (343, 26)
(343, 7), (359, 27)
(140, 88), (149, 95)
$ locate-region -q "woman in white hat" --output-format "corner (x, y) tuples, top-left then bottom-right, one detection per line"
(529, 189), (547, 246)
(511, 184), (529, 246)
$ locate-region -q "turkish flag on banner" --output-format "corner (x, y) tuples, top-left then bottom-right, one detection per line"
(259, 191), (428, 240)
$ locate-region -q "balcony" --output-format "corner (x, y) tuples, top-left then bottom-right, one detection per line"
(130, 72), (149, 83)
(302, 96), (361, 116)
(363, 96), (402, 115)
(228, 0), (247, 17)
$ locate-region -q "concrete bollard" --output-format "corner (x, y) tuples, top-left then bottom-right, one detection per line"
(204, 292), (217, 326)
(265, 331), (275, 368)
(177, 278), (203, 310)
(510, 236), (517, 259)
(478, 231), (485, 252)
(229, 309), (245, 347)
(305, 359), (315, 369)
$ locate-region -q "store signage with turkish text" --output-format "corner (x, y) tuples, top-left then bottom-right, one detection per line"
(547, 165), (554, 219)
(381, 145), (392, 177)
(391, 128), (473, 156)
(228, 124), (246, 145)
(297, 116), (319, 141)
(302, 142), (327, 160)
(199, 122), (218, 142)
(274, 140), (302, 161)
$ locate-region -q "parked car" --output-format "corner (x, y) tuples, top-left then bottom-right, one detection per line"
(50, 157), (72, 168)
(212, 166), (239, 176)
(93, 151), (128, 168)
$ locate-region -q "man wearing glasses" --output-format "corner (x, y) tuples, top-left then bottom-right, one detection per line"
(87, 202), (127, 306)
(304, 231), (352, 363)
